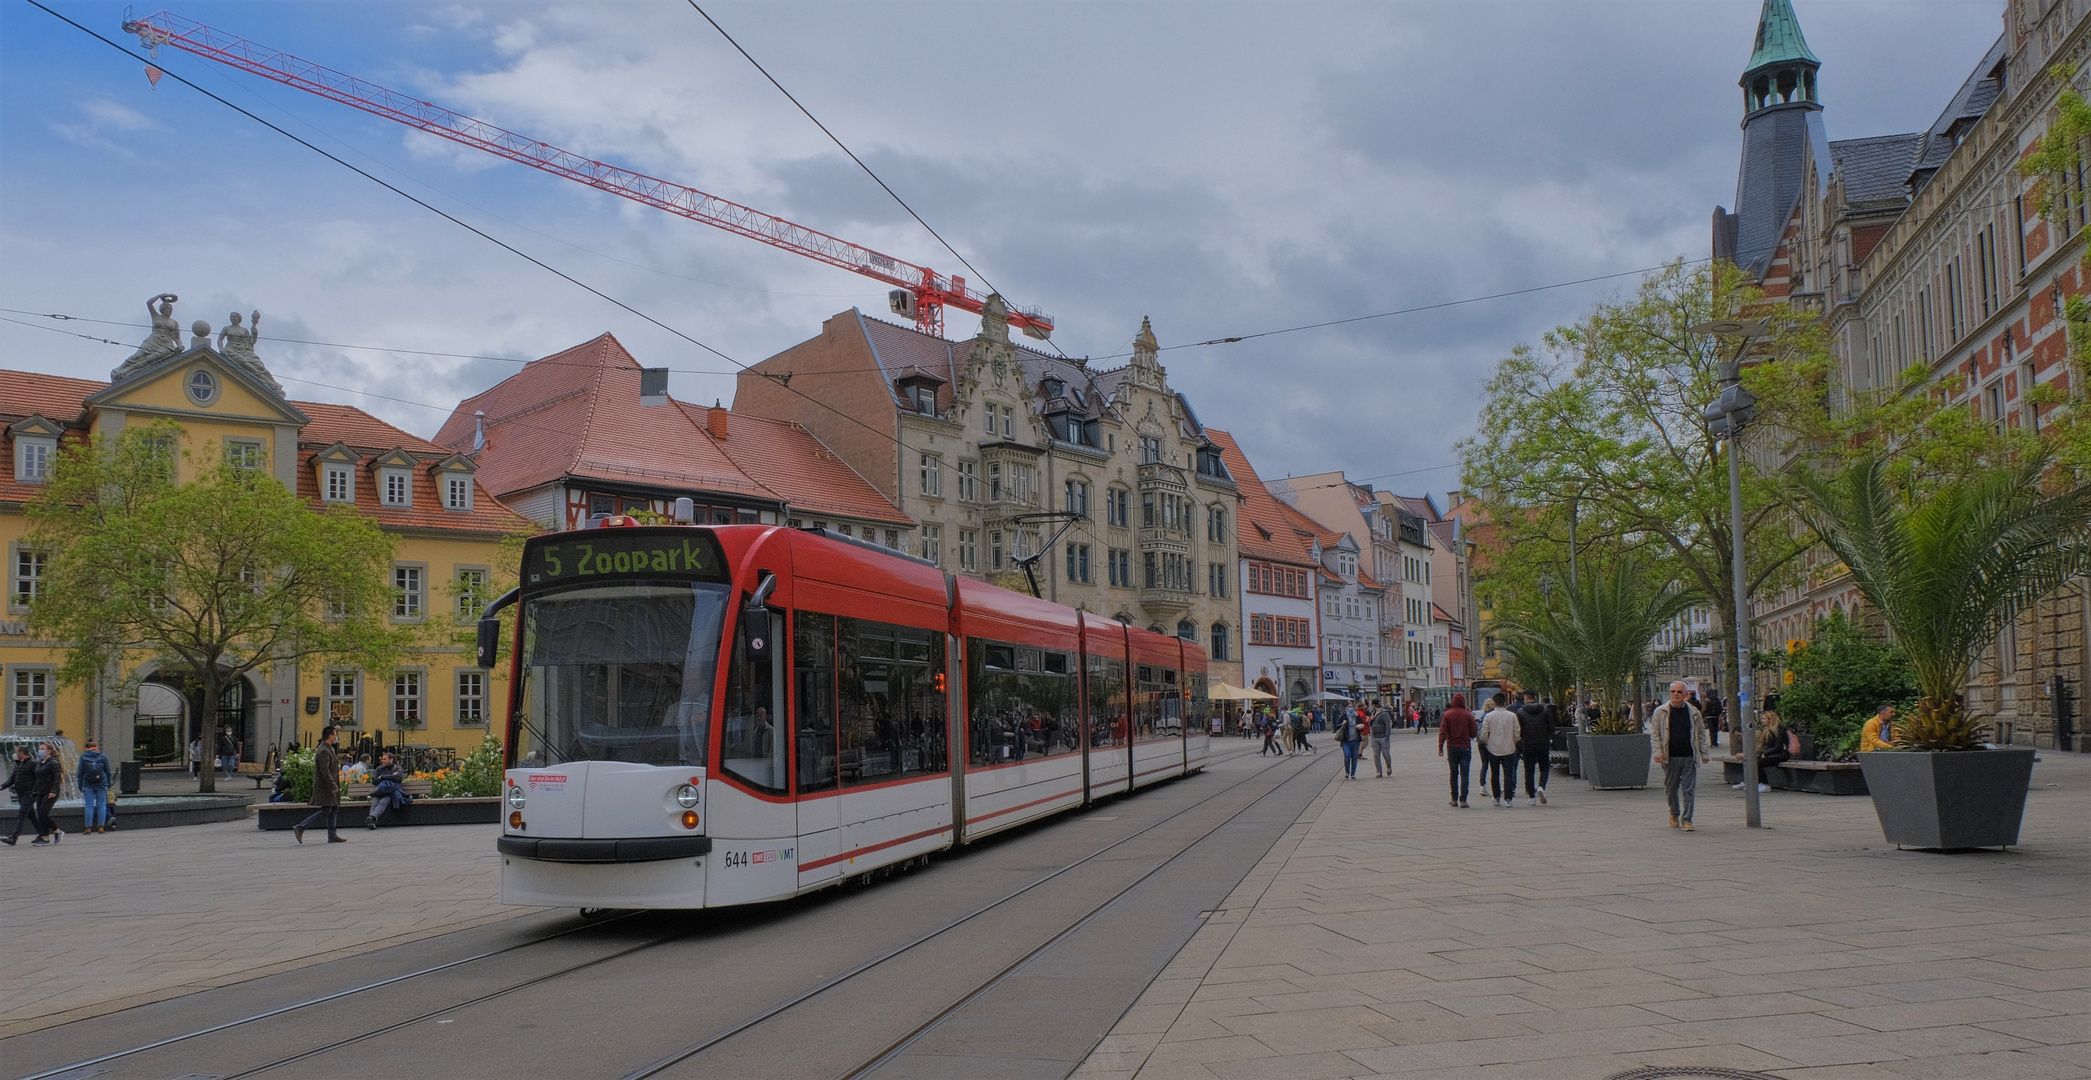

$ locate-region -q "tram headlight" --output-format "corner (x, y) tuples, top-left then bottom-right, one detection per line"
(674, 783), (700, 809)
(506, 785), (526, 810)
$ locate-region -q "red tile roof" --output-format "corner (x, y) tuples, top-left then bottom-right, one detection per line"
(1206, 428), (1317, 568)
(436, 334), (908, 528)
(1432, 602), (1457, 624)
(437, 334), (776, 502)
(0, 367), (527, 534)
(677, 404), (912, 527)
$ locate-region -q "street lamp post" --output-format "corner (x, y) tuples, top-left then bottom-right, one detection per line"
(1692, 318), (1768, 830)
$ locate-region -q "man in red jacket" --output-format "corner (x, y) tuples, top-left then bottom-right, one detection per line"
(1437, 693), (1478, 808)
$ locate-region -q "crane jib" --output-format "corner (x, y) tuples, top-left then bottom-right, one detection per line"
(121, 10), (1053, 339)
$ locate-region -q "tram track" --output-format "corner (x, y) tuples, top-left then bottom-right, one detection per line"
(9, 743), (1296, 1080)
(621, 744), (1329, 1080)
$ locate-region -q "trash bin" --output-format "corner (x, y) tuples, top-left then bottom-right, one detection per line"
(119, 760), (142, 795)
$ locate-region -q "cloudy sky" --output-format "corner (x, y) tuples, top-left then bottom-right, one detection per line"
(0, 0), (2002, 495)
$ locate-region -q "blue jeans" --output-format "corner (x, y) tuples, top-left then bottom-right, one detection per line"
(1446, 747), (1471, 801)
(1341, 739), (1361, 776)
(81, 785), (109, 828)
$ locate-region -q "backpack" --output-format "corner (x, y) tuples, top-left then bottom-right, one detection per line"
(80, 754), (107, 787)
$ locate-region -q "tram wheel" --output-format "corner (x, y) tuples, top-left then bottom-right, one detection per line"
(579, 907), (619, 921)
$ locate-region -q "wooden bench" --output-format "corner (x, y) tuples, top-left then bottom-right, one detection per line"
(1722, 756), (1868, 795)
(235, 762), (274, 790)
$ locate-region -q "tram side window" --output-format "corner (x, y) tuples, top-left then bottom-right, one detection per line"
(839, 617), (948, 787)
(721, 601), (786, 794)
(796, 611), (839, 794)
(1135, 665), (1181, 741)
(967, 640), (1081, 767)
(1086, 654), (1127, 748)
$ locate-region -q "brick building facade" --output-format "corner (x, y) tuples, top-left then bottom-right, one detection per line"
(1715, 0), (2091, 749)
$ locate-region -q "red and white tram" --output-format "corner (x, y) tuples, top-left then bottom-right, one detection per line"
(482, 520), (1210, 909)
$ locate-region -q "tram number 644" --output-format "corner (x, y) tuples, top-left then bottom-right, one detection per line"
(722, 848), (788, 869)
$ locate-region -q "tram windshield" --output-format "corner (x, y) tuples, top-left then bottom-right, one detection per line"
(513, 582), (728, 767)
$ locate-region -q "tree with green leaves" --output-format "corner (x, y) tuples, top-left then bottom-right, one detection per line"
(1461, 260), (1829, 725)
(1789, 451), (2091, 750)
(25, 421), (414, 793)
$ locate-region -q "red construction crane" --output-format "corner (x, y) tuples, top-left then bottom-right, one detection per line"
(122, 11), (1052, 341)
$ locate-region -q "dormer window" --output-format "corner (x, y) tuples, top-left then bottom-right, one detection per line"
(324, 465), (352, 502)
(16, 439), (51, 483)
(382, 470), (412, 507)
(1043, 377), (1065, 399)
(1195, 446), (1231, 480)
(11, 416), (64, 484)
(444, 473), (473, 511)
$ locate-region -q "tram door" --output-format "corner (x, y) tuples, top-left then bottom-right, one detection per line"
(794, 610), (843, 886)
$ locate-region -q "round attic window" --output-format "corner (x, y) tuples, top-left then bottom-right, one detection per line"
(186, 368), (219, 406)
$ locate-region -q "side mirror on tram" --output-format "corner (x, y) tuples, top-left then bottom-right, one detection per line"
(743, 608), (772, 656)
(477, 616), (501, 670)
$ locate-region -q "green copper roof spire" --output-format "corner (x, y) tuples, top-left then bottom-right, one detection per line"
(1744, 0), (1819, 77)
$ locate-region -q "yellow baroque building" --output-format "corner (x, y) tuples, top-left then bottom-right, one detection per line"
(2, 316), (529, 770)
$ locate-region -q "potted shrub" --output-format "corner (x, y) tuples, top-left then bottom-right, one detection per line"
(1496, 556), (1703, 791)
(1793, 452), (2088, 850)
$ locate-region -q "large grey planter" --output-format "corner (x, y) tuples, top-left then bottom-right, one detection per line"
(1858, 749), (2036, 850)
(1562, 730), (1582, 778)
(1581, 733), (1651, 789)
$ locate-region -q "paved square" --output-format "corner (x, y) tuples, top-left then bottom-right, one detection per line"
(1077, 737), (2091, 1080)
(0, 816), (516, 1038)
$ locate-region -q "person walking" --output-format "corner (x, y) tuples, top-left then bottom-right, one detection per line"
(1702, 689), (1725, 749)
(32, 743), (64, 844)
(1259, 710), (1282, 756)
(187, 736), (202, 777)
(1437, 693), (1477, 808)
(1336, 706), (1363, 778)
(1292, 709), (1314, 754)
(1515, 691), (1553, 805)
(76, 740), (112, 835)
(2, 745), (39, 846)
(1478, 694), (1522, 806)
(1370, 700), (1397, 777)
(1653, 681), (1710, 830)
(293, 725), (346, 844)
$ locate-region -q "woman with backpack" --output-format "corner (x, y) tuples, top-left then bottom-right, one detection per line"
(76, 740), (112, 834)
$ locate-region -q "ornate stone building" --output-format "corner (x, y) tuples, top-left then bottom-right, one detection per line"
(1714, 0), (2091, 749)
(733, 301), (1243, 687)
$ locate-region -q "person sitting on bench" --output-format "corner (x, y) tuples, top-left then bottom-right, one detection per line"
(1736, 694), (1794, 792)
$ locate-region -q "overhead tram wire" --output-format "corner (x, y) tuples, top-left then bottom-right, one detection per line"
(685, 1), (1073, 360)
(23, 1), (928, 465)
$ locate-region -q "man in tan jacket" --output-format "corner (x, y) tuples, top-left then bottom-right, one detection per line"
(1651, 682), (1710, 830)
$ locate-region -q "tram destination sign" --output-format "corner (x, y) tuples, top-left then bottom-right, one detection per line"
(526, 528), (729, 585)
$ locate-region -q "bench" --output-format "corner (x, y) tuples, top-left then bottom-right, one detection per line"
(1722, 755), (1868, 796)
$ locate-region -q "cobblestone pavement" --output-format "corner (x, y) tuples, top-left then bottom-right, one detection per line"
(1076, 737), (2091, 1080)
(0, 816), (519, 1038)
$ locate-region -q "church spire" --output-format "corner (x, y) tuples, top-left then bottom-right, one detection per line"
(1740, 0), (1821, 118)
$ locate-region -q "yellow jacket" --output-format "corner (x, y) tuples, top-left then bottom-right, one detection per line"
(1859, 716), (1897, 752)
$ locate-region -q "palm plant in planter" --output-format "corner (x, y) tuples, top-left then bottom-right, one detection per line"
(1496, 556), (1702, 789)
(1792, 452), (2091, 849)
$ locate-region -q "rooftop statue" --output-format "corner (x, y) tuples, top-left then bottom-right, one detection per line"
(112, 293), (183, 379)
(218, 310), (283, 394)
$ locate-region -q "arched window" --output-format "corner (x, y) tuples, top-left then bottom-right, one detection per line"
(1176, 620), (1195, 641)
(1210, 622), (1230, 661)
